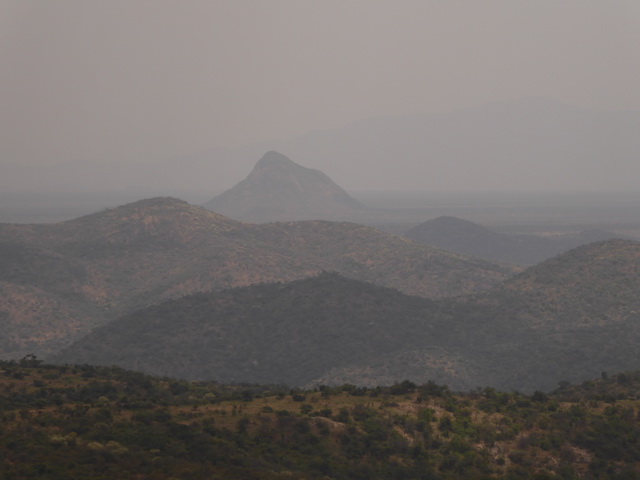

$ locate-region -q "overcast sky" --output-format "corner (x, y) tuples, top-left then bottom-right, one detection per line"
(2, 1), (640, 193)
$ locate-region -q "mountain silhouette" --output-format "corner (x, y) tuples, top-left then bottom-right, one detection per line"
(406, 215), (618, 265)
(203, 151), (368, 222)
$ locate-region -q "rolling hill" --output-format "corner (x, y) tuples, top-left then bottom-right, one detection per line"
(53, 273), (448, 385)
(54, 239), (640, 392)
(405, 215), (618, 265)
(314, 239), (640, 392)
(0, 197), (515, 359)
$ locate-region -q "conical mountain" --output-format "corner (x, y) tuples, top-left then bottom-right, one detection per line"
(203, 151), (368, 222)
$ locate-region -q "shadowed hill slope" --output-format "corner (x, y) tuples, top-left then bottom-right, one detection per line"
(53, 273), (449, 386)
(55, 240), (640, 392)
(321, 239), (640, 392)
(0, 197), (516, 359)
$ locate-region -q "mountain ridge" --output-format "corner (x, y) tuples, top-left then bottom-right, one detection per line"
(53, 239), (640, 392)
(0, 197), (516, 359)
(406, 215), (620, 265)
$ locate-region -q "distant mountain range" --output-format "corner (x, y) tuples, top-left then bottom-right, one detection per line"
(3, 190), (640, 392)
(0, 197), (515, 359)
(200, 151), (628, 264)
(406, 215), (619, 265)
(54, 239), (640, 392)
(203, 151), (369, 223)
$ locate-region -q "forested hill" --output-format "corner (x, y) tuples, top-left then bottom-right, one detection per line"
(2, 359), (640, 479)
(54, 240), (640, 392)
(317, 239), (640, 392)
(52, 273), (448, 386)
(491, 238), (640, 327)
(0, 197), (516, 359)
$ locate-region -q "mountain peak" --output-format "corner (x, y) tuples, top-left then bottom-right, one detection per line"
(203, 152), (367, 222)
(69, 196), (232, 224)
(53, 196), (241, 246)
(254, 150), (297, 169)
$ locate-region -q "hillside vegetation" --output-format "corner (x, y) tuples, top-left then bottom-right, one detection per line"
(53, 273), (449, 385)
(0, 197), (515, 359)
(54, 240), (640, 392)
(2, 360), (640, 479)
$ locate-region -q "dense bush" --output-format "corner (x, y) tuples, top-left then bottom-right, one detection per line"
(1, 361), (640, 479)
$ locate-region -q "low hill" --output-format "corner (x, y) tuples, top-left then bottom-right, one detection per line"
(53, 273), (449, 385)
(0, 197), (515, 359)
(57, 239), (640, 392)
(203, 151), (369, 222)
(4, 360), (640, 479)
(488, 239), (640, 329)
(459, 239), (640, 391)
(320, 240), (640, 392)
(55, 240), (640, 392)
(406, 215), (618, 265)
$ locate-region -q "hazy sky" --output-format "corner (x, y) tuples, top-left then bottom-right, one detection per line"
(2, 1), (640, 193)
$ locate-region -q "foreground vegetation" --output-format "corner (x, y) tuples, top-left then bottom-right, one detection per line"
(2, 358), (640, 479)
